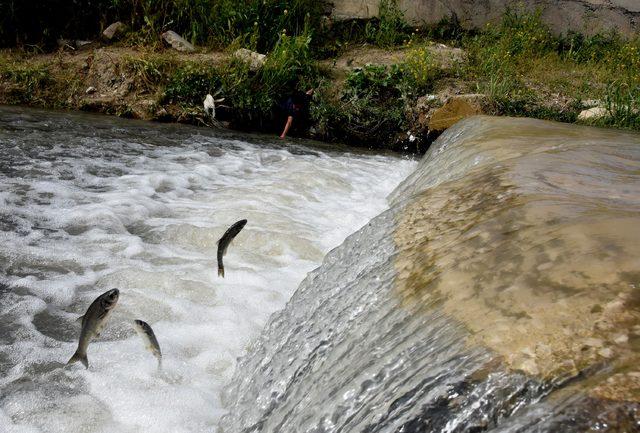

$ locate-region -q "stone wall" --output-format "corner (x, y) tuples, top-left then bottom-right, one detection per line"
(330, 0), (640, 36)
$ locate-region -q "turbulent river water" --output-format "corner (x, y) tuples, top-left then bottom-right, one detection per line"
(0, 107), (416, 433)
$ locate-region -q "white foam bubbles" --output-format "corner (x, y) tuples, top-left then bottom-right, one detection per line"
(0, 116), (416, 432)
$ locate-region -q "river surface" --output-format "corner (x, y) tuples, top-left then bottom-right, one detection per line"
(0, 107), (416, 433)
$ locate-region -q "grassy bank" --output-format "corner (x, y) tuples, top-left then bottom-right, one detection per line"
(1, 2), (638, 151)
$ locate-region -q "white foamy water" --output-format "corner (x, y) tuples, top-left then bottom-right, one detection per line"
(0, 108), (416, 433)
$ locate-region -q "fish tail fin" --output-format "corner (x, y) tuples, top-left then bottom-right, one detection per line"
(67, 351), (89, 369)
(218, 265), (225, 278)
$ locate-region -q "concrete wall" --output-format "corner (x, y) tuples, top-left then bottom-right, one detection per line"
(330, 0), (640, 36)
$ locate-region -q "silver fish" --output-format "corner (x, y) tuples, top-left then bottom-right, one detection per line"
(133, 319), (162, 367)
(217, 219), (247, 277)
(67, 288), (119, 369)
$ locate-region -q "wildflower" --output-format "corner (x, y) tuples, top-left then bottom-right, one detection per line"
(283, 9), (288, 15)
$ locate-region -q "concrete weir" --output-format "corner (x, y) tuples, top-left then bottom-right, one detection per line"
(392, 117), (640, 402)
(331, 0), (640, 37)
(222, 116), (640, 432)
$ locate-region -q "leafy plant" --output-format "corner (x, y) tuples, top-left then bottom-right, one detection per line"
(221, 31), (318, 124)
(364, 0), (409, 48)
(596, 81), (640, 129)
(311, 64), (410, 147)
(402, 46), (442, 93)
(163, 62), (221, 104)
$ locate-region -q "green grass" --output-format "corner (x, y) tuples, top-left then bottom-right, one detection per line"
(462, 7), (640, 128)
(219, 31), (319, 127)
(0, 59), (51, 103)
(595, 82), (640, 130)
(122, 54), (177, 92)
(1, 1), (639, 146)
(163, 62), (221, 105)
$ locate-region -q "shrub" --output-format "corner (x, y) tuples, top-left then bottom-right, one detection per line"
(605, 39), (640, 81)
(221, 32), (318, 124)
(426, 15), (465, 45)
(0, 0), (116, 47)
(117, 0), (324, 52)
(213, 0), (324, 52)
(364, 0), (409, 48)
(402, 46), (442, 93)
(0, 0), (325, 52)
(163, 62), (221, 105)
(311, 64), (409, 147)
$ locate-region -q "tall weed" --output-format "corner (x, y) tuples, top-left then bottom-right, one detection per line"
(365, 0), (409, 47)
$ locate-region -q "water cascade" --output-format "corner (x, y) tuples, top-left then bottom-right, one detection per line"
(221, 116), (640, 432)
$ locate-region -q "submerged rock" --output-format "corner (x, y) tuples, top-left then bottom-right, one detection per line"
(161, 30), (195, 53)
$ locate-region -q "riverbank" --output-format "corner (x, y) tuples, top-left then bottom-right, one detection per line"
(1, 8), (638, 152)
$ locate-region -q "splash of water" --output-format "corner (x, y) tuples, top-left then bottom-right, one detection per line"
(0, 107), (415, 433)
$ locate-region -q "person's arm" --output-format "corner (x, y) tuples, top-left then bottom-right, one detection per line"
(280, 115), (293, 139)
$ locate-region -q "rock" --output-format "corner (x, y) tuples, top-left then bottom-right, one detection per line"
(161, 30), (196, 53)
(428, 94), (487, 132)
(598, 347), (613, 358)
(412, 94), (439, 130)
(582, 99), (601, 108)
(583, 337), (604, 348)
(131, 99), (157, 120)
(613, 333), (628, 344)
(103, 22), (126, 40)
(519, 358), (540, 375)
(233, 48), (266, 70)
(56, 38), (75, 50)
(75, 40), (97, 51)
(85, 86), (97, 95)
(578, 107), (609, 121)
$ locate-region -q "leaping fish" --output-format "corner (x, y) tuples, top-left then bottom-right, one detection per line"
(67, 288), (119, 369)
(133, 319), (162, 368)
(217, 219), (247, 277)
